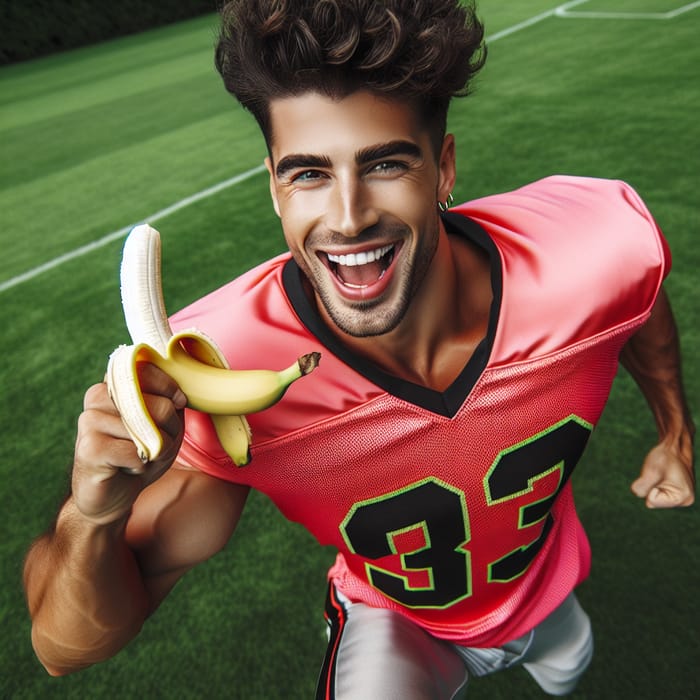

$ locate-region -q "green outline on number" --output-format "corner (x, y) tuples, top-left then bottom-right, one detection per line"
(372, 520), (435, 594)
(483, 414), (593, 583)
(515, 463), (564, 528)
(482, 414), (593, 505)
(340, 477), (472, 610)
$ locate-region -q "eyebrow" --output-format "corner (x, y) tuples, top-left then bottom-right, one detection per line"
(275, 140), (423, 179)
(356, 140), (423, 165)
(275, 154), (332, 179)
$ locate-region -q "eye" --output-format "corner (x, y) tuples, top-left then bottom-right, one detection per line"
(369, 161), (408, 175)
(292, 170), (326, 183)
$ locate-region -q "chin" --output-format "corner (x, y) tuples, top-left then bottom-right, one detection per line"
(323, 296), (407, 338)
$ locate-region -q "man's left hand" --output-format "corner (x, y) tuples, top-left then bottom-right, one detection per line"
(631, 442), (695, 508)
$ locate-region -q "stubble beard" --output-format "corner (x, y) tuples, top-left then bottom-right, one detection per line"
(317, 286), (409, 338)
(306, 221), (440, 339)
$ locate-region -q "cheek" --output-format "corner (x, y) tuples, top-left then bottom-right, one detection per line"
(281, 224), (305, 259)
(405, 206), (441, 254)
(278, 192), (324, 249)
(279, 216), (320, 282)
(390, 181), (437, 227)
(278, 205), (310, 254)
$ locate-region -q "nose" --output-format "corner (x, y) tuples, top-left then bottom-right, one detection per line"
(325, 176), (379, 238)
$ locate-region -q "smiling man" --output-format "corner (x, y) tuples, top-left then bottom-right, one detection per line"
(268, 93), (443, 337)
(263, 89), (490, 386)
(24, 1), (695, 698)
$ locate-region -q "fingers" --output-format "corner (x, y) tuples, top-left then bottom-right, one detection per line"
(76, 403), (159, 475)
(141, 392), (184, 443)
(80, 365), (186, 473)
(135, 362), (187, 411)
(645, 486), (693, 509)
(90, 364), (186, 438)
(631, 459), (695, 509)
(70, 365), (187, 524)
(638, 482), (695, 509)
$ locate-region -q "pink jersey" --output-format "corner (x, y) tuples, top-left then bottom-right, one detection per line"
(171, 176), (669, 647)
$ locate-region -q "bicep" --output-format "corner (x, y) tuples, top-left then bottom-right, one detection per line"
(125, 463), (249, 612)
(620, 286), (678, 371)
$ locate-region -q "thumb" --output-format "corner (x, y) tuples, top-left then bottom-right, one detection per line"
(630, 471), (657, 500)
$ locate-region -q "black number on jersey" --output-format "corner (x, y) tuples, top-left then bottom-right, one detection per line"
(484, 416), (592, 582)
(340, 415), (592, 609)
(341, 479), (471, 608)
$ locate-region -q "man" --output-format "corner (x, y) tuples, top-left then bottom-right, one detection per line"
(24, 1), (694, 697)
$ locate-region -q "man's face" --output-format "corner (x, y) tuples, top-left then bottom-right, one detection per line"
(266, 91), (455, 338)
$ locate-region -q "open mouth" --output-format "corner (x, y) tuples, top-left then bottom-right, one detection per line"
(325, 244), (396, 289)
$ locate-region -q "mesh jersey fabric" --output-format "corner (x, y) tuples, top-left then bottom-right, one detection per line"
(170, 175), (670, 647)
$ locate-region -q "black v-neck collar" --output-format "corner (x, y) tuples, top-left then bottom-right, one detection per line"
(282, 213), (503, 417)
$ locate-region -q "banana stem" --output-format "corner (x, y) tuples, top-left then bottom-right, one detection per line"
(298, 352), (321, 376)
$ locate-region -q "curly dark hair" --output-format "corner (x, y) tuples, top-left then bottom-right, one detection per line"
(215, 0), (487, 153)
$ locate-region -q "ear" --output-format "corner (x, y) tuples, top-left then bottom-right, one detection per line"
(265, 156), (281, 218)
(437, 134), (457, 204)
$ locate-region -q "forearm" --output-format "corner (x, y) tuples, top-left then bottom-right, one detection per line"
(620, 287), (695, 456)
(24, 498), (149, 676)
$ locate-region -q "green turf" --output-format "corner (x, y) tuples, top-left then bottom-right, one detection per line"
(1, 2), (698, 698)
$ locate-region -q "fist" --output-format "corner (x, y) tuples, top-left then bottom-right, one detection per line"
(72, 363), (187, 524)
(631, 442), (695, 509)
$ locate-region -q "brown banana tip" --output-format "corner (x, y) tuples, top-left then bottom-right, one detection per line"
(234, 449), (252, 468)
(298, 351), (321, 376)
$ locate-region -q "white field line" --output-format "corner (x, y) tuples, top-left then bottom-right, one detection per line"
(0, 164), (267, 293)
(0, 0), (646, 294)
(485, 0), (590, 42)
(557, 1), (700, 19)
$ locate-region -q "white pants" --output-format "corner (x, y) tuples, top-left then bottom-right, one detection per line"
(317, 587), (593, 699)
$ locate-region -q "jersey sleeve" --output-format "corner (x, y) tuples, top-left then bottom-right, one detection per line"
(455, 176), (671, 365)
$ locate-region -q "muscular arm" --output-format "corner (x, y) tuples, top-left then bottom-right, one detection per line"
(23, 370), (249, 675)
(24, 498), (146, 676)
(619, 286), (695, 508)
(24, 465), (249, 676)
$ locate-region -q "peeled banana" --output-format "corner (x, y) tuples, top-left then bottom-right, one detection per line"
(106, 224), (320, 466)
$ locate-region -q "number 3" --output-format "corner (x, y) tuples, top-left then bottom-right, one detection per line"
(340, 416), (592, 609)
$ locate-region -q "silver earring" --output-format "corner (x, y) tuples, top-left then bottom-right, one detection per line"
(438, 193), (454, 212)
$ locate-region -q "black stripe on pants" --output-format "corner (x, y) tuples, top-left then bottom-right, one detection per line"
(316, 584), (346, 700)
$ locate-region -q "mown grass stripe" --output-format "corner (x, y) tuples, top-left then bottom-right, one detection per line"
(0, 163), (267, 293)
(0, 1), (591, 296)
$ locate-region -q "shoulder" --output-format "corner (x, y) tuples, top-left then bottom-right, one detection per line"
(455, 175), (670, 288)
(456, 175), (668, 253)
(453, 176), (671, 361)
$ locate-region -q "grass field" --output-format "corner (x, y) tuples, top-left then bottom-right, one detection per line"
(1, 1), (698, 698)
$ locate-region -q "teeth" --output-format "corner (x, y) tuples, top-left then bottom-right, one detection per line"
(327, 244), (393, 267)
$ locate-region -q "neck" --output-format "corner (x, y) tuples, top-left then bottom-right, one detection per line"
(322, 224), (492, 391)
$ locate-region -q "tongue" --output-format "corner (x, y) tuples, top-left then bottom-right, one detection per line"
(336, 261), (385, 287)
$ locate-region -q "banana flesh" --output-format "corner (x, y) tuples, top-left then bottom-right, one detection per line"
(106, 224), (320, 466)
(119, 224), (172, 355)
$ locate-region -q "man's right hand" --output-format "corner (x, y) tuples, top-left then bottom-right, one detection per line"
(72, 363), (187, 526)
